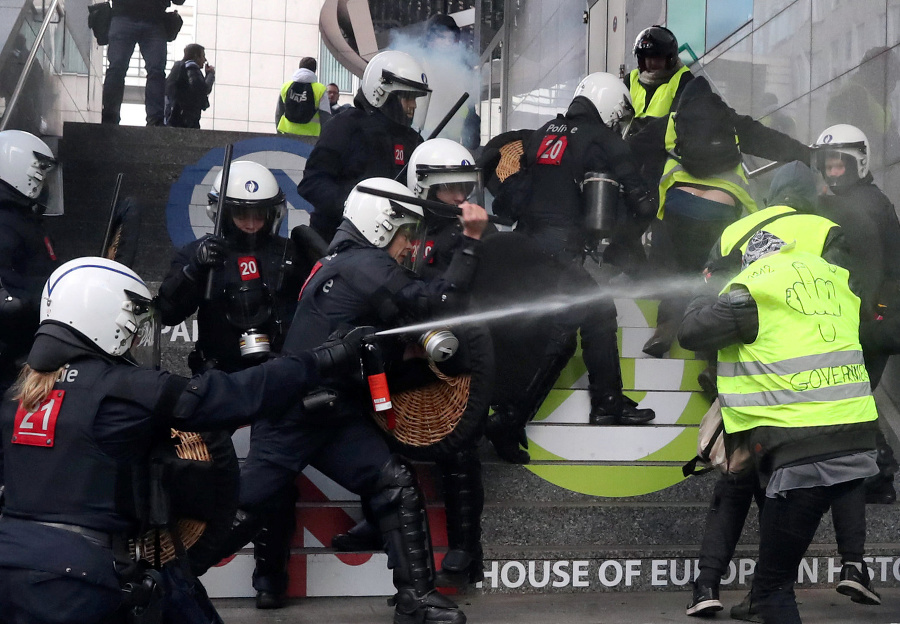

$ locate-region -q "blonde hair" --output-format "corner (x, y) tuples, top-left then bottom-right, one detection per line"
(12, 364), (65, 412)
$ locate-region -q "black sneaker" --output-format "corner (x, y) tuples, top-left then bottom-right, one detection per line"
(730, 592), (762, 622)
(686, 581), (723, 616)
(836, 563), (881, 605)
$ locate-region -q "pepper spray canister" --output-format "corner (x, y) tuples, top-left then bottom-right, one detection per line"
(362, 340), (395, 429)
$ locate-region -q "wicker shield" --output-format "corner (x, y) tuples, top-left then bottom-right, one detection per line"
(131, 429), (239, 568)
(372, 324), (494, 461)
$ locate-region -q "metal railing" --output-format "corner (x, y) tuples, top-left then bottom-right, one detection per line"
(0, 0), (60, 132)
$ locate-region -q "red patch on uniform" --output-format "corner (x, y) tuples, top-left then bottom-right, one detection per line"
(237, 256), (260, 281)
(12, 390), (64, 447)
(536, 134), (569, 165)
(394, 144), (406, 166)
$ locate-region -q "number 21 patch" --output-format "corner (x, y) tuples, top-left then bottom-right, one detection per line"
(12, 391), (65, 447)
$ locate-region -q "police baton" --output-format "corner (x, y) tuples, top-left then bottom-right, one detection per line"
(356, 185), (515, 227)
(205, 143), (234, 300)
(100, 172), (124, 257)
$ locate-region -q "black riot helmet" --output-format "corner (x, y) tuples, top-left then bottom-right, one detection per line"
(633, 25), (679, 72)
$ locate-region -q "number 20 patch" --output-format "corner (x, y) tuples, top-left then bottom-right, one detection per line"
(536, 134), (569, 165)
(12, 391), (65, 447)
(238, 256), (260, 280)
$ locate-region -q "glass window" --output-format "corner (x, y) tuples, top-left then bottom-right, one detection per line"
(706, 0), (753, 50)
(318, 42), (354, 93)
(667, 0), (707, 62)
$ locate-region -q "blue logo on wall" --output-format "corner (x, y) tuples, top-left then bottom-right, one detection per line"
(166, 136), (315, 248)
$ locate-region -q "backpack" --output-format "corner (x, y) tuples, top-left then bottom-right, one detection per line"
(283, 82), (317, 124)
(673, 80), (742, 179)
(682, 399), (753, 477)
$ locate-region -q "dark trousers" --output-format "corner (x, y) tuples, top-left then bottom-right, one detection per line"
(753, 479), (864, 624)
(239, 415), (393, 510)
(697, 472), (867, 584)
(101, 16), (167, 125)
(650, 191), (740, 326)
(250, 482), (298, 595)
(0, 567), (122, 624)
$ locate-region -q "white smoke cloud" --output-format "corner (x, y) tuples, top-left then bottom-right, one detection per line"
(388, 30), (480, 145)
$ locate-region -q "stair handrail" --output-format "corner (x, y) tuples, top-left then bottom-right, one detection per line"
(0, 0), (61, 132)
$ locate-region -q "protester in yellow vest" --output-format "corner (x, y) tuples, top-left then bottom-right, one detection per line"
(683, 163), (880, 620)
(626, 25), (694, 136)
(275, 57), (330, 137)
(635, 77), (810, 358)
(680, 233), (879, 624)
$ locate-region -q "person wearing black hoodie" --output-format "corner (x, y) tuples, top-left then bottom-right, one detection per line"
(682, 163), (880, 619)
(297, 50), (428, 243)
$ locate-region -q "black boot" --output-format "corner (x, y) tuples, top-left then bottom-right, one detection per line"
(435, 452), (484, 588)
(589, 392), (622, 426)
(372, 457), (466, 624)
(642, 320), (678, 358)
(620, 396), (655, 425)
(485, 408), (530, 464)
(332, 518), (383, 552)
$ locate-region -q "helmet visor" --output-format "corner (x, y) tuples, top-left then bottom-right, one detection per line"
(390, 221), (426, 271)
(34, 153), (63, 216)
(124, 290), (160, 369)
(396, 90), (432, 133)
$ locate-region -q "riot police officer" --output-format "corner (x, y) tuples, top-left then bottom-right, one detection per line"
(508, 72), (657, 441)
(212, 178), (487, 624)
(0, 130), (59, 400)
(156, 160), (307, 609)
(298, 50), (430, 242)
(0, 256), (362, 624)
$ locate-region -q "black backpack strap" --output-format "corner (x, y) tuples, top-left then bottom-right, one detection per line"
(707, 211), (795, 275)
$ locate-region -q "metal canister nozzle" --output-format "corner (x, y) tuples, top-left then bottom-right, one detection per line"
(239, 330), (271, 358)
(419, 329), (459, 362)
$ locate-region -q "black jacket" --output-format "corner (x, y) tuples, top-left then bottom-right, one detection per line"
(517, 97), (655, 258)
(297, 92), (423, 242)
(0, 199), (57, 382)
(627, 82), (811, 187)
(111, 0), (183, 20)
(165, 60), (214, 128)
(156, 234), (305, 373)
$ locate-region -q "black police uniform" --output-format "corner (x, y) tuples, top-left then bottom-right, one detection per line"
(0, 324), (323, 624)
(156, 232), (306, 599)
(513, 96), (656, 424)
(0, 196), (58, 397)
(215, 222), (478, 622)
(297, 92), (423, 243)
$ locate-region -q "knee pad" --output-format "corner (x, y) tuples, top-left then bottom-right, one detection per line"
(370, 455), (421, 530)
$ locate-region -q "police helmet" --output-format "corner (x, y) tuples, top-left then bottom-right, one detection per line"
(813, 124), (869, 189)
(633, 25), (679, 72)
(343, 177), (424, 248)
(207, 160), (286, 246)
(573, 72), (635, 135)
(41, 257), (154, 357)
(0, 129), (58, 211)
(361, 50), (432, 130)
(407, 138), (478, 202)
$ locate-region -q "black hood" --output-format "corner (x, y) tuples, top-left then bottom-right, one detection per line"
(27, 322), (112, 372)
(767, 161), (819, 213)
(566, 96), (605, 124)
(328, 219), (374, 254)
(675, 75), (718, 110)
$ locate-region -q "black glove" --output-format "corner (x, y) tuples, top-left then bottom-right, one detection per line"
(630, 189), (658, 219)
(312, 326), (375, 378)
(185, 235), (226, 280)
(0, 288), (24, 320)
